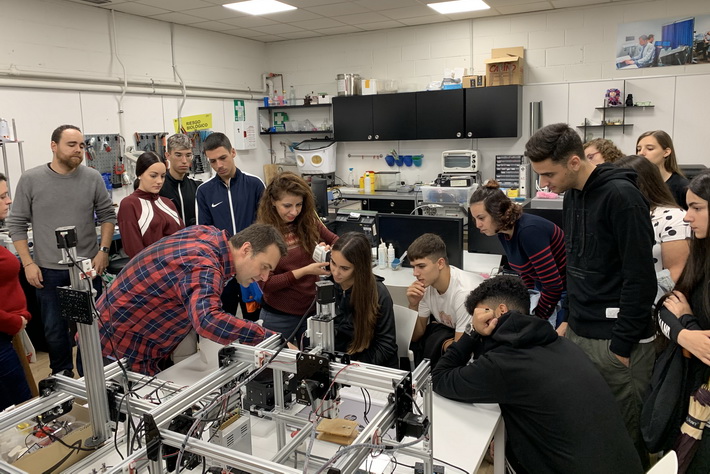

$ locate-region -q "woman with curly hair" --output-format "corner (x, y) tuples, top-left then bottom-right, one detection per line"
(583, 138), (624, 165)
(257, 172), (338, 342)
(469, 180), (567, 333)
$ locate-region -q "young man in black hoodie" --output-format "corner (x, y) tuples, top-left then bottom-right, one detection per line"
(161, 134), (201, 226)
(525, 123), (656, 467)
(432, 275), (642, 474)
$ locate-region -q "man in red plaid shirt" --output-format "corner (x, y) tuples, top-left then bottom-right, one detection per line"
(97, 223), (287, 375)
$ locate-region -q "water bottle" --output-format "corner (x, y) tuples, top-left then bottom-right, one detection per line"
(348, 168), (355, 187)
(289, 86), (297, 106)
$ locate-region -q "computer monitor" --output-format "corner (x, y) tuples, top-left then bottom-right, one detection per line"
(376, 214), (463, 269)
(310, 177), (328, 218)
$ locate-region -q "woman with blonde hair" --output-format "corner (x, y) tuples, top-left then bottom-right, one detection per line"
(636, 130), (688, 209)
(257, 172), (337, 342)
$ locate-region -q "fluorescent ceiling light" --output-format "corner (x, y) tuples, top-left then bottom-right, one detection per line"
(224, 0), (297, 15)
(428, 0), (490, 14)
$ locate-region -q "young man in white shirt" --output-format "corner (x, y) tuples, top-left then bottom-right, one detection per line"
(406, 233), (483, 367)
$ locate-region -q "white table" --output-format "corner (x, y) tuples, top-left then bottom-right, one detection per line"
(157, 347), (504, 474)
(373, 252), (500, 308)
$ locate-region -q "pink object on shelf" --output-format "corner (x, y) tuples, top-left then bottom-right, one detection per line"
(535, 191), (559, 199)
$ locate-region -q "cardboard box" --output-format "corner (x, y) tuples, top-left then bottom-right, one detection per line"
(12, 404), (93, 472)
(462, 75), (486, 88)
(485, 47), (524, 87)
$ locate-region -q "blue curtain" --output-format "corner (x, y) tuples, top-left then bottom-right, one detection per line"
(662, 18), (695, 49)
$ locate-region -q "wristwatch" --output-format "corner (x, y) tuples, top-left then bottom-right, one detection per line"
(99, 246), (110, 254)
(464, 322), (475, 336)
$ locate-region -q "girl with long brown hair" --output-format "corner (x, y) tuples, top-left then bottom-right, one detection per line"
(257, 172), (337, 342)
(636, 130), (689, 209)
(330, 232), (398, 368)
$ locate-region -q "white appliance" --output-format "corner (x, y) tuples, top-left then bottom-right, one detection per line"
(442, 149), (479, 173)
(294, 139), (337, 174)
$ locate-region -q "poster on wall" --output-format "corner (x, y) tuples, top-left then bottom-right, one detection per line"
(616, 15), (710, 69)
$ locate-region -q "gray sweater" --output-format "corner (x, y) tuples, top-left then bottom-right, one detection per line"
(7, 164), (117, 270)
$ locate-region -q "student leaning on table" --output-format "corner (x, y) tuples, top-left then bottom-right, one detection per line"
(432, 275), (643, 474)
(406, 233), (483, 369)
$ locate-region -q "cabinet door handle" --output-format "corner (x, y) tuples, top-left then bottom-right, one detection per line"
(456, 132), (461, 138)
(389, 201), (394, 207)
(467, 132), (472, 137)
(367, 135), (372, 140)
(375, 135), (379, 140)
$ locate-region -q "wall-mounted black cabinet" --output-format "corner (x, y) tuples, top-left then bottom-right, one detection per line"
(416, 89), (465, 139)
(333, 94), (416, 141)
(334, 86), (521, 141)
(465, 85), (521, 138)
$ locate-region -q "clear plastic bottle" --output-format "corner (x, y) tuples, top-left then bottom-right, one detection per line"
(348, 168), (355, 187)
(289, 86), (297, 106)
(387, 243), (395, 268)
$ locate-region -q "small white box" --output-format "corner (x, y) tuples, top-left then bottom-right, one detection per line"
(361, 79), (378, 95)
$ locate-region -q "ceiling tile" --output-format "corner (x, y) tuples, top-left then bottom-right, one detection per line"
(251, 23), (308, 34)
(266, 9), (325, 22)
(284, 0), (345, 7)
(551, 0), (609, 7)
(359, 20), (407, 30)
(278, 30), (324, 39)
(381, 6), (438, 20)
(399, 15), (450, 26)
(247, 34), (288, 42)
(181, 6), (247, 21)
(136, 0), (213, 11)
(315, 25), (365, 35)
(332, 12), (390, 25)
(149, 12), (207, 24)
(291, 17), (348, 29)
(497, 2), (553, 14)
(306, 2), (369, 16)
(354, 0), (425, 11)
(221, 16), (279, 27)
(108, 3), (170, 16)
(190, 20), (240, 31)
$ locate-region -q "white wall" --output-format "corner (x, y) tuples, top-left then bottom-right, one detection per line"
(1, 0), (709, 198)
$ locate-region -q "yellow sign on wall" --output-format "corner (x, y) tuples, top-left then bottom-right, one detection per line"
(173, 113), (212, 133)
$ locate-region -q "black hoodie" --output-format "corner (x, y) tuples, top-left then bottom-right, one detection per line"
(433, 311), (643, 474)
(563, 164), (656, 357)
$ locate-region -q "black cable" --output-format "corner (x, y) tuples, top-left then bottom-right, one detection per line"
(391, 455), (416, 470)
(42, 439), (84, 474)
(434, 457), (470, 474)
(360, 387), (371, 423)
(34, 420), (97, 452)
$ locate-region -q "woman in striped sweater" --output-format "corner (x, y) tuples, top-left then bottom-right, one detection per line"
(469, 180), (568, 335)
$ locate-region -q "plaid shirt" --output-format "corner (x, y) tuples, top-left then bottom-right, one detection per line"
(98, 225), (274, 375)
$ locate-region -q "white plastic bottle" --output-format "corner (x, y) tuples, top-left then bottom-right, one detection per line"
(348, 168), (355, 187)
(378, 241), (387, 269)
(387, 243), (395, 268)
(364, 172), (372, 194)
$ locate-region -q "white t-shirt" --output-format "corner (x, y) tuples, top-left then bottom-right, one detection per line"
(418, 266), (484, 333)
(651, 206), (690, 273)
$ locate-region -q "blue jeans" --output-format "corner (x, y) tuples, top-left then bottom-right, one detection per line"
(260, 307), (307, 344)
(0, 335), (31, 411)
(35, 268), (102, 375)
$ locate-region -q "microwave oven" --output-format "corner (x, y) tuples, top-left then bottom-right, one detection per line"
(442, 150), (478, 173)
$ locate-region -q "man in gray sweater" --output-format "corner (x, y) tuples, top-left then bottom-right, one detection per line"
(7, 124), (116, 377)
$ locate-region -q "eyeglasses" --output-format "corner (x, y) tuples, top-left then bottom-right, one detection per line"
(585, 151), (601, 160)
